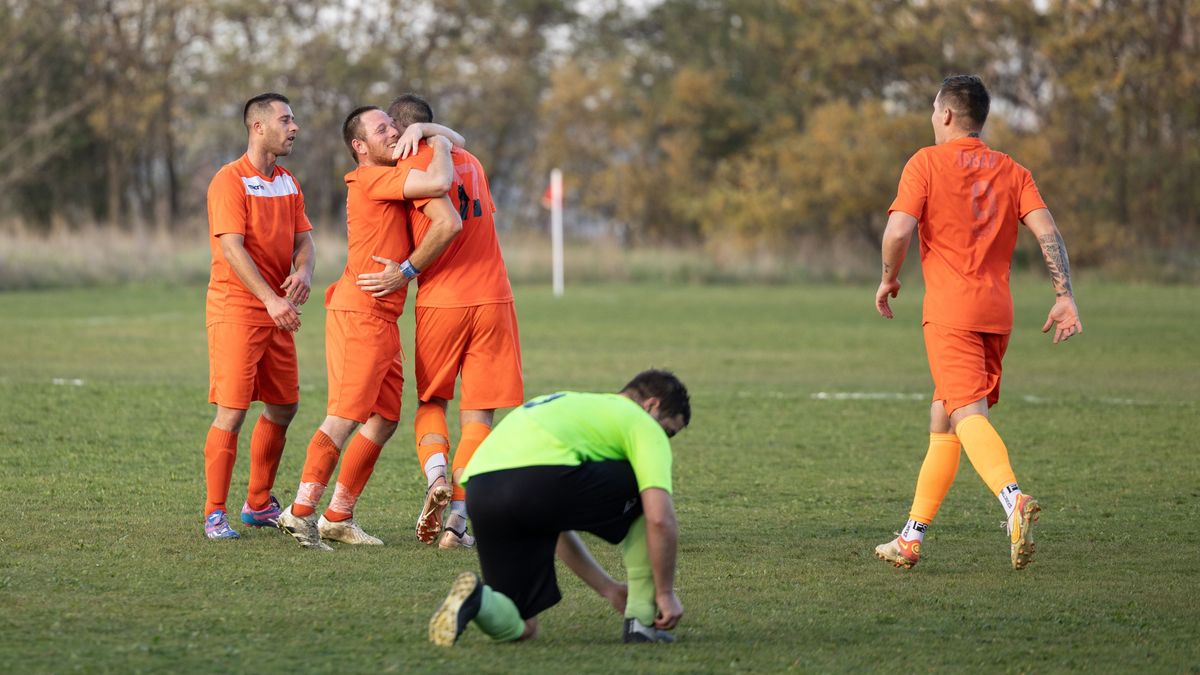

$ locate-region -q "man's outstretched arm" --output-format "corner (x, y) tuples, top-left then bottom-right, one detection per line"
(1022, 208), (1083, 343)
(876, 210), (919, 319)
(556, 531), (627, 614)
(641, 487), (682, 630)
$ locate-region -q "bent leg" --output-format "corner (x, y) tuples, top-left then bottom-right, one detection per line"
(415, 400), (450, 487)
(326, 414), (395, 520)
(621, 515), (656, 626)
(474, 585), (529, 642)
(291, 415), (357, 516)
(952, 401), (1017, 496)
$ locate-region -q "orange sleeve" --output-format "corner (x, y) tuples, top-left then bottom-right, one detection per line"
(359, 165), (414, 202)
(398, 145), (437, 209)
(888, 150), (929, 220)
(208, 170), (247, 237)
(291, 174), (314, 233)
(1016, 165), (1047, 218)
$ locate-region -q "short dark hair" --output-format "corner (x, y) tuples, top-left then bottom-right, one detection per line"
(938, 75), (990, 131)
(621, 369), (691, 427)
(387, 93), (434, 128)
(243, 93), (290, 130)
(342, 105), (381, 163)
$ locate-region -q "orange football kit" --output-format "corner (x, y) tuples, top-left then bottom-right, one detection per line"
(890, 136), (1046, 526)
(287, 161), (442, 525)
(204, 154), (312, 516)
(402, 145), (523, 509)
(891, 136), (1046, 415)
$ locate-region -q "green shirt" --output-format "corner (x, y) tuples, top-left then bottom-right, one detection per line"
(460, 392), (673, 494)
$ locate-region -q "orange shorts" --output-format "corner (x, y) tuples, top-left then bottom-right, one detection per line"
(207, 322), (298, 409)
(414, 302), (523, 410)
(325, 310), (404, 423)
(923, 322), (1010, 415)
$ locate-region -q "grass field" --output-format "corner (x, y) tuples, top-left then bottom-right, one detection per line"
(1, 280), (1198, 673)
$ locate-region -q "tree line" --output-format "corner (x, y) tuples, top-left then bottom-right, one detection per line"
(1, 0), (1196, 272)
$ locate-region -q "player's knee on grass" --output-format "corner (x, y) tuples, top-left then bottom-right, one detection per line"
(475, 585), (527, 642)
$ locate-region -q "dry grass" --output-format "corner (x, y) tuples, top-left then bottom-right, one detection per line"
(0, 222), (877, 291)
(3, 221), (1193, 291)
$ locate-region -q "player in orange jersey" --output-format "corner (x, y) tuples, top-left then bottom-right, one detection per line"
(369, 94), (524, 549)
(276, 106), (465, 549)
(873, 75), (1082, 570)
(202, 93), (315, 539)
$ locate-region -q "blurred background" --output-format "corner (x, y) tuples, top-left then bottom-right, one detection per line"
(1, 0), (1197, 288)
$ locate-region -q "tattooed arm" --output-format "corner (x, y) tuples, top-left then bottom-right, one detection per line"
(876, 210), (919, 319)
(1022, 208), (1083, 343)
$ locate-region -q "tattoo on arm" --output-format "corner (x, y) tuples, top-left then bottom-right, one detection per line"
(1037, 232), (1073, 297)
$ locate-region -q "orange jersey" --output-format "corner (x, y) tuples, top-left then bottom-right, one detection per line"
(889, 137), (1046, 334)
(326, 164), (423, 322)
(206, 154), (313, 326)
(399, 145), (513, 308)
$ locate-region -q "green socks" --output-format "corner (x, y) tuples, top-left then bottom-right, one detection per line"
(475, 585), (525, 642)
(622, 515), (657, 625)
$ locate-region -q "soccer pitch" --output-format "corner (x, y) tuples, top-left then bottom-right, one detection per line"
(1, 281), (1197, 672)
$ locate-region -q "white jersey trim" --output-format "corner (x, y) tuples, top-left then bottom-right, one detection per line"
(241, 174), (298, 198)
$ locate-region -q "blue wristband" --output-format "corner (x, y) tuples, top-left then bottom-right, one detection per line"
(400, 259), (421, 279)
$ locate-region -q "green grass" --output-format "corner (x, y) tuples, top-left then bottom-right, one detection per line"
(1, 280), (1198, 673)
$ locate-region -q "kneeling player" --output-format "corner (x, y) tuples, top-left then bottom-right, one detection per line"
(428, 370), (690, 645)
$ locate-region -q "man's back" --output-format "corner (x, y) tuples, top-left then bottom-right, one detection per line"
(402, 146), (513, 308)
(461, 392), (673, 494)
(891, 137), (1046, 333)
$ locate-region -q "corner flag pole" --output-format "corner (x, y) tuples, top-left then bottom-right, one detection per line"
(550, 168), (564, 297)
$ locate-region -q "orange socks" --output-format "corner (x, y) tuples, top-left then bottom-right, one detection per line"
(956, 414), (1019, 496)
(203, 426), (238, 515)
(415, 402), (450, 486)
(450, 422), (491, 502)
(325, 433), (384, 522)
(293, 430), (341, 517)
(908, 432), (962, 524)
(246, 415), (287, 511)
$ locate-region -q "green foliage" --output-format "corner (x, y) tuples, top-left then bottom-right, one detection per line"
(0, 0), (1197, 273)
(1, 281), (1198, 672)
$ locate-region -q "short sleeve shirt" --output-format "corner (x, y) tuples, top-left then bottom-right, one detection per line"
(460, 392), (674, 494)
(206, 154), (313, 326)
(399, 145), (513, 308)
(325, 164), (417, 322)
(889, 137), (1046, 334)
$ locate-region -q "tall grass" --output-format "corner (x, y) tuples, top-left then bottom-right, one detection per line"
(2, 221), (1195, 291)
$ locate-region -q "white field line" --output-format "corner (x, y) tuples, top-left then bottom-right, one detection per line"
(806, 391), (1156, 406)
(52, 378), (85, 386)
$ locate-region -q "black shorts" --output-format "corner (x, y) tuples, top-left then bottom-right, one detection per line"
(466, 461), (643, 620)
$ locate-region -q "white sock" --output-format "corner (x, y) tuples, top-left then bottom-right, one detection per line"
(899, 519), (927, 543)
(424, 454), (447, 488)
(449, 499), (467, 519)
(998, 483), (1022, 518)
